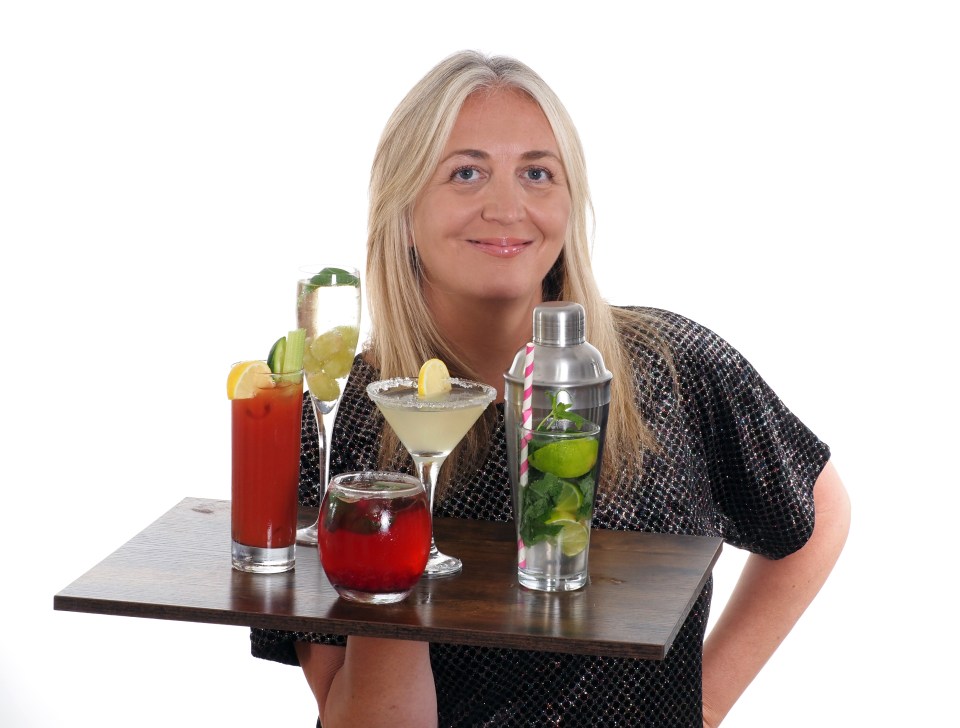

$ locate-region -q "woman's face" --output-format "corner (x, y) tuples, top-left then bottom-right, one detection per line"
(411, 87), (571, 307)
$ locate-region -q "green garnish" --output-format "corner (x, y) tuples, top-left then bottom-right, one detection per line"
(282, 327), (306, 373)
(267, 337), (286, 374)
(308, 267), (360, 288)
(536, 391), (587, 432)
(519, 473), (564, 546)
(267, 328), (306, 374)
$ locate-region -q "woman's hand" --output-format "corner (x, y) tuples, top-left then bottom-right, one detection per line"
(296, 637), (437, 728)
(701, 460), (851, 725)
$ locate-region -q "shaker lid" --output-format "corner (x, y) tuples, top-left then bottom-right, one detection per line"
(533, 301), (585, 346)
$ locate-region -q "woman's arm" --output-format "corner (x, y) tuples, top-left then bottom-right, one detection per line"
(296, 637), (438, 728)
(700, 459), (851, 727)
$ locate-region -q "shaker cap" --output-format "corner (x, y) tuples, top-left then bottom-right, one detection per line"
(533, 301), (585, 346)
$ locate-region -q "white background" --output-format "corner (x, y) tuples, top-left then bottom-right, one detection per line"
(2, 1), (957, 725)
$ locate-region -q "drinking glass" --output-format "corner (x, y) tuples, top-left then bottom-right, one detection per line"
(511, 420), (602, 591)
(231, 368), (304, 573)
(318, 471), (431, 604)
(367, 377), (495, 577)
(294, 266), (362, 546)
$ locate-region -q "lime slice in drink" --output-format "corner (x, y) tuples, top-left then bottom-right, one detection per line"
(544, 510), (577, 525)
(528, 438), (599, 479)
(554, 482), (583, 513)
(557, 521), (589, 557)
(543, 511), (589, 557)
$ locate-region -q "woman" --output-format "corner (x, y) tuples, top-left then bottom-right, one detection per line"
(253, 51), (851, 728)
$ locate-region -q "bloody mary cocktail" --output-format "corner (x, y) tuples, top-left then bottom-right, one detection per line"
(230, 366), (303, 573)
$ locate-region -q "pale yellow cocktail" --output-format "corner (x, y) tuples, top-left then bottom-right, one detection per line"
(367, 373), (495, 577)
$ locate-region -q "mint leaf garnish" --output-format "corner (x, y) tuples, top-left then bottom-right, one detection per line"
(308, 267), (360, 287)
(536, 391), (587, 432)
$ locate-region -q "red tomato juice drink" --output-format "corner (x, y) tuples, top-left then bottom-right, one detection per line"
(319, 471), (431, 604)
(231, 368), (303, 573)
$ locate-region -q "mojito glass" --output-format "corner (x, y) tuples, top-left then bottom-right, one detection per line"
(512, 421), (602, 591)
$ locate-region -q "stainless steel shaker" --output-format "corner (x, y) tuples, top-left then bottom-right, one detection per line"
(503, 302), (613, 490)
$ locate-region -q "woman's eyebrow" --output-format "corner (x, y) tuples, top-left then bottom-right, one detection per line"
(442, 149), (488, 162)
(521, 150), (561, 162)
(440, 149), (561, 162)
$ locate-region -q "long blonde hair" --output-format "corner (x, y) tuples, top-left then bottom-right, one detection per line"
(366, 51), (664, 495)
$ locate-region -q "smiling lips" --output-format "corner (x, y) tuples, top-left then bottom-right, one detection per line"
(468, 237), (533, 258)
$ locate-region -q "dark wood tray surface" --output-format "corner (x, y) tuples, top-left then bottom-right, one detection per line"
(54, 497), (722, 660)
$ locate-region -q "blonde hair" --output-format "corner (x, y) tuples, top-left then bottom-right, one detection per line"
(366, 51), (664, 496)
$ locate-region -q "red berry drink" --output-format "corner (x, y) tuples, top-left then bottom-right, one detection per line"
(318, 472), (431, 604)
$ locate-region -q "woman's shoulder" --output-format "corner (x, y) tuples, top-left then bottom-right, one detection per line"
(612, 305), (736, 369)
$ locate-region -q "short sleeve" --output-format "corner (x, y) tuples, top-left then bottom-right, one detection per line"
(666, 312), (830, 559)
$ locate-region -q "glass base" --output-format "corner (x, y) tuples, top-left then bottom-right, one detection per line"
(232, 541), (295, 573)
(296, 518), (319, 546)
(424, 549), (462, 578)
(517, 570), (588, 592)
(333, 586), (414, 604)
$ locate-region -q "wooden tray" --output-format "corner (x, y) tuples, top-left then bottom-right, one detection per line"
(54, 497), (722, 660)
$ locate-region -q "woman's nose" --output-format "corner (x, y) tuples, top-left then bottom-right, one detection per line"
(480, 176), (524, 224)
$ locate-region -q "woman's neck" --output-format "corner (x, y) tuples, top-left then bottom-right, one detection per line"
(425, 289), (540, 401)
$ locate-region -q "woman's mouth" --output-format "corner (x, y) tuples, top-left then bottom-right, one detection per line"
(468, 237), (533, 258)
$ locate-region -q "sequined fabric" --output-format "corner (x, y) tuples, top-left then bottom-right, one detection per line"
(252, 308), (830, 727)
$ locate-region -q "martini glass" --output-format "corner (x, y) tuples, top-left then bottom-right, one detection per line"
(367, 377), (496, 577)
(294, 266), (362, 546)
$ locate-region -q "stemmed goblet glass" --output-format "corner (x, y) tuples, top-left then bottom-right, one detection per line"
(294, 266), (362, 546)
(366, 377), (495, 576)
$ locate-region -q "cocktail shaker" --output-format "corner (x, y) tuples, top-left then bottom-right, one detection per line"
(504, 301), (612, 484)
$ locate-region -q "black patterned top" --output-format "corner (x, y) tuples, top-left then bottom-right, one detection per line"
(251, 308), (830, 727)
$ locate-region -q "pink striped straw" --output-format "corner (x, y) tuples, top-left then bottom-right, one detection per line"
(519, 342), (535, 483)
(518, 342), (534, 567)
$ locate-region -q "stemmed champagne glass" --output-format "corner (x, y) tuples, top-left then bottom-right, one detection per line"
(294, 266), (361, 546)
(366, 377), (495, 576)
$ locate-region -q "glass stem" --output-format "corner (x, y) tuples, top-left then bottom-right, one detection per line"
(310, 397), (328, 505)
(413, 456), (442, 512)
(296, 395), (339, 545)
(413, 455), (445, 553)
(316, 396), (341, 502)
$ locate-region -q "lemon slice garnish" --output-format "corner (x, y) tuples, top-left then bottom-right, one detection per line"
(227, 361), (273, 400)
(417, 358), (451, 399)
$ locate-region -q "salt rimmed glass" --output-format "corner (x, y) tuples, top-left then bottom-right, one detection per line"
(367, 377), (495, 577)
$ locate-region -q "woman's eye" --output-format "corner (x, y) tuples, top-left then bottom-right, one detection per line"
(523, 167), (553, 182)
(451, 166), (479, 181)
